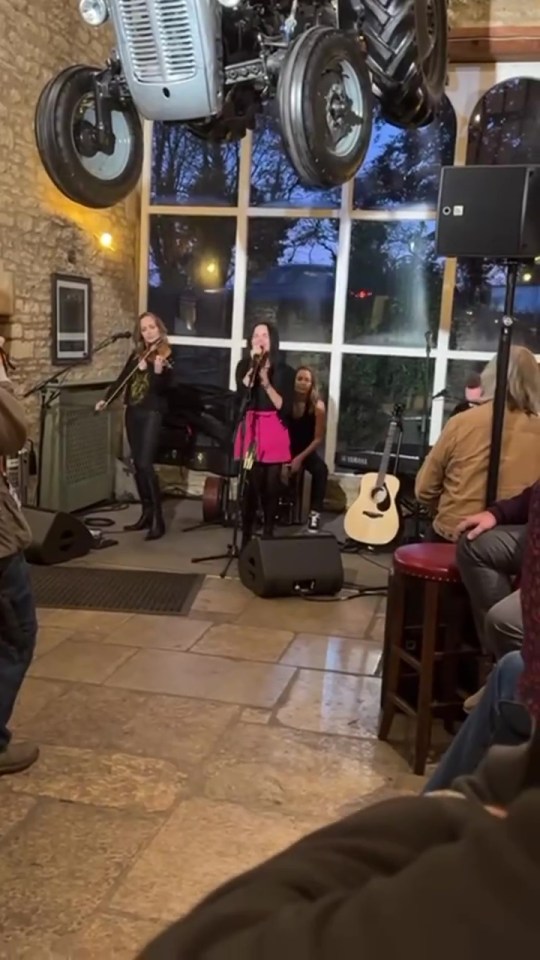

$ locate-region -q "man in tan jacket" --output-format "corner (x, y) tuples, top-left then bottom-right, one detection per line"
(0, 342), (39, 774)
(416, 347), (540, 542)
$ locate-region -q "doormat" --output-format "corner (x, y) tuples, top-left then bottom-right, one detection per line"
(29, 565), (204, 616)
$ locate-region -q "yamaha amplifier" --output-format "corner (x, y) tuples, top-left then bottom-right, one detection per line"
(436, 164), (540, 259)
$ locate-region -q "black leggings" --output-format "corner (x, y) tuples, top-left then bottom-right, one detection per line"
(298, 452), (328, 512)
(125, 406), (163, 501)
(242, 462), (282, 537)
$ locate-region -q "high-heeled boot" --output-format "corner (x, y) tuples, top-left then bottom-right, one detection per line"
(124, 472), (152, 531)
(145, 473), (165, 541)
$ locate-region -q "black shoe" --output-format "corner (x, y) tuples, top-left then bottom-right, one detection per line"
(124, 506), (152, 531)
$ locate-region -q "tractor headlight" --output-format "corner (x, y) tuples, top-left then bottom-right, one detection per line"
(79, 0), (109, 27)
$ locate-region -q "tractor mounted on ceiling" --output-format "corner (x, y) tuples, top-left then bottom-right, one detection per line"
(34, 0), (448, 209)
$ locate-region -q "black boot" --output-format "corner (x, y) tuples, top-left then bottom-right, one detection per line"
(124, 472), (152, 531)
(145, 474), (165, 541)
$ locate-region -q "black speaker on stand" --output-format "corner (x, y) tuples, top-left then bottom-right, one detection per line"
(436, 164), (540, 504)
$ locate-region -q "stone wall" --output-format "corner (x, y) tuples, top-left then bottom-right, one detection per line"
(0, 1), (139, 438)
(450, 0), (540, 27)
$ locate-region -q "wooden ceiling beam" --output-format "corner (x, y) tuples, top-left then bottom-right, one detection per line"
(449, 26), (540, 63)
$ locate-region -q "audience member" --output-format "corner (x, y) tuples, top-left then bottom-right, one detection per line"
(415, 346), (540, 541)
(0, 347), (38, 775)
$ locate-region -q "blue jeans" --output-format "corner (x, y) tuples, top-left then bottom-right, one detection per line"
(424, 651), (531, 792)
(0, 552), (37, 749)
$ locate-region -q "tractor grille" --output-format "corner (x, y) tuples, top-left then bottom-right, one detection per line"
(117, 0), (196, 84)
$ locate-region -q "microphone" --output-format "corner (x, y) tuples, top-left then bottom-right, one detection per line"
(112, 331), (132, 341)
(252, 350), (269, 369)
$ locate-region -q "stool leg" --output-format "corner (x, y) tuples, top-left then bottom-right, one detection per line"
(414, 580), (438, 775)
(378, 573), (406, 741)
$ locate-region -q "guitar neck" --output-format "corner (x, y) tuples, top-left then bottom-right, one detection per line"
(376, 422), (398, 486)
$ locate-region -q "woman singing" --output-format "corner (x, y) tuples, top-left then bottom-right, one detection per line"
(235, 322), (294, 548)
(95, 312), (171, 541)
(289, 366), (328, 532)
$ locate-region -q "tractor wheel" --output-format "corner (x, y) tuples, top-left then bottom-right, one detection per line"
(277, 27), (373, 188)
(361, 0), (448, 128)
(35, 65), (143, 208)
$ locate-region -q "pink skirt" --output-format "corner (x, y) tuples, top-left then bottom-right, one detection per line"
(234, 410), (291, 464)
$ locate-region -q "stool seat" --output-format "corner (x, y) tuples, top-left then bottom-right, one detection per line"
(394, 543), (460, 584)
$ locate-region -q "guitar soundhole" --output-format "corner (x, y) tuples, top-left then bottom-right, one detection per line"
(370, 485), (390, 511)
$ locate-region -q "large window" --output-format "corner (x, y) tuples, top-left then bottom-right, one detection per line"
(142, 68), (540, 471)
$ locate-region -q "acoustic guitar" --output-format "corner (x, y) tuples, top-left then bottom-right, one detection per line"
(343, 404), (403, 547)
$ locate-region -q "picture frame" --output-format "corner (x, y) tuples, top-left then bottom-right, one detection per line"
(51, 273), (92, 365)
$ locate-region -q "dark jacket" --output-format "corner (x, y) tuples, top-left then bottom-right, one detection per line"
(105, 351), (171, 411)
(138, 738), (540, 960)
(489, 483), (533, 526)
(235, 358), (295, 419)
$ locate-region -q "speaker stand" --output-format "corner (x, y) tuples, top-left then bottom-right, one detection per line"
(486, 260), (518, 505)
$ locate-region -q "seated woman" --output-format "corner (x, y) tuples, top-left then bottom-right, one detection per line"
(288, 366), (328, 532)
(415, 346), (540, 542)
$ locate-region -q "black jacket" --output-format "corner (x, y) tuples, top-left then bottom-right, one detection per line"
(235, 358), (295, 419)
(138, 738), (540, 959)
(105, 351), (171, 411)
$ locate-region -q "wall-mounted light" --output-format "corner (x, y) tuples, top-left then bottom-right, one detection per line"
(99, 232), (113, 249)
(522, 272), (532, 282)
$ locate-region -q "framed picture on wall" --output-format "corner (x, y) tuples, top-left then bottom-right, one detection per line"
(51, 273), (92, 365)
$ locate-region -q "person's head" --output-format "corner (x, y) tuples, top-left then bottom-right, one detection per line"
(294, 366), (319, 411)
(480, 346), (540, 415)
(247, 322), (279, 366)
(136, 312), (167, 348)
(464, 372), (483, 404)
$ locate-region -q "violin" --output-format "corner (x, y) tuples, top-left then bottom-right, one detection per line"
(137, 337), (172, 362)
(97, 336), (172, 412)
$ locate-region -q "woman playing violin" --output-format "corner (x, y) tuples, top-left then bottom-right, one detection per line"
(95, 312), (172, 540)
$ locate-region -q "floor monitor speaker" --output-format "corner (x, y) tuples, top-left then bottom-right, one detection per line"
(23, 508), (93, 565)
(436, 164), (540, 258)
(238, 533), (344, 598)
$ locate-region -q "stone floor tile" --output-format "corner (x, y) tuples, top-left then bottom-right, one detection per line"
(28, 640), (136, 684)
(37, 609), (132, 633)
(105, 649), (296, 708)
(11, 677), (67, 727)
(9, 744), (186, 814)
(241, 707), (273, 725)
(0, 791), (36, 841)
(53, 911), (163, 959)
(16, 685), (239, 767)
(0, 800), (159, 947)
(192, 623), (294, 662)
(34, 627), (74, 659)
(277, 669), (381, 738)
(191, 585), (252, 616)
(280, 633), (381, 675)
(236, 594), (380, 638)
(202, 723), (407, 818)
(110, 798), (322, 921)
(88, 614), (213, 651)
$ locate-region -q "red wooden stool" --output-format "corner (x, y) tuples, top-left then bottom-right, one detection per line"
(378, 542), (473, 775)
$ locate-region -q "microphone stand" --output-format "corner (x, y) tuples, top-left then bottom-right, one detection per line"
(191, 357), (260, 576)
(486, 260), (519, 505)
(24, 334), (129, 508)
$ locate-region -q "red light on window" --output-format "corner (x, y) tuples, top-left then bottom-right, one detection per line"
(351, 289), (373, 299)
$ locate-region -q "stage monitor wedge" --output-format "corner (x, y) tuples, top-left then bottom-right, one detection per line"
(238, 533), (343, 598)
(23, 508), (93, 565)
(436, 164), (540, 259)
